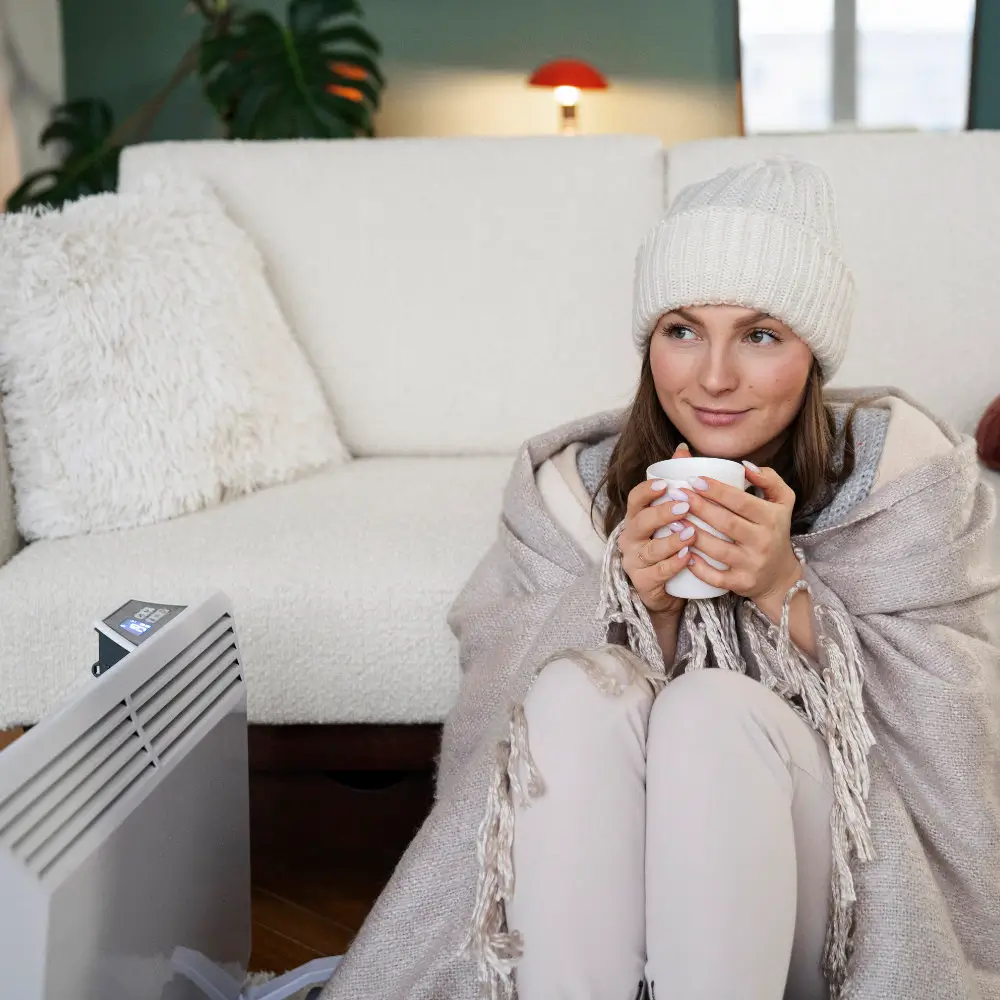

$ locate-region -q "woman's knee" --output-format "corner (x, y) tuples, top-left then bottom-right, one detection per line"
(648, 668), (766, 750)
(523, 648), (655, 750)
(648, 668), (829, 786)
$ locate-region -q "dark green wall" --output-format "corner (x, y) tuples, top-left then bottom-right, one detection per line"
(60, 0), (738, 141)
(970, 0), (1000, 127)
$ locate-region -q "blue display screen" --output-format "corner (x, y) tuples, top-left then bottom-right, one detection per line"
(120, 618), (152, 636)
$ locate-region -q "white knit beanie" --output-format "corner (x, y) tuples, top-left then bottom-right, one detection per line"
(632, 156), (855, 381)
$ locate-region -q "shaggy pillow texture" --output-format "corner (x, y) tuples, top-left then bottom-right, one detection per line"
(0, 171), (347, 541)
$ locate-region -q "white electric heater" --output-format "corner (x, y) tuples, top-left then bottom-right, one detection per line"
(0, 592), (251, 1000)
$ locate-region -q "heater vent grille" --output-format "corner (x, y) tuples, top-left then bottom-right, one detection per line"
(0, 701), (152, 877)
(0, 611), (244, 880)
(132, 614), (242, 761)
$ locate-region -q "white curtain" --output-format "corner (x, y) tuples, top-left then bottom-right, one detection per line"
(0, 0), (64, 207)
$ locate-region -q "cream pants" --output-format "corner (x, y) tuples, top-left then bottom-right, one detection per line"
(507, 652), (834, 1000)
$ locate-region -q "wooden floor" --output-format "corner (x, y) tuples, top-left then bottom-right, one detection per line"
(249, 840), (399, 973)
(247, 766), (434, 972)
(245, 727), (438, 973)
(0, 726), (22, 753)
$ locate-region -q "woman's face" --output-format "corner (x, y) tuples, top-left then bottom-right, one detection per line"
(648, 304), (814, 463)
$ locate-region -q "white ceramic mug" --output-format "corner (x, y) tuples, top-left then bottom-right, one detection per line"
(646, 457), (748, 600)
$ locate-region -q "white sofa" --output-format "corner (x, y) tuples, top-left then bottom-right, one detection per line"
(0, 131), (997, 731)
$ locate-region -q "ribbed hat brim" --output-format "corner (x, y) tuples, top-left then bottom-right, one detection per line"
(632, 206), (854, 381)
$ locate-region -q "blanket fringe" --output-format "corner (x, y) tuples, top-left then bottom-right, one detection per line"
(541, 643), (667, 695)
(461, 705), (539, 1000)
(680, 594), (746, 674)
(597, 521), (668, 675)
(812, 602), (877, 992)
(743, 584), (876, 994)
(507, 704), (545, 805)
(598, 531), (876, 999)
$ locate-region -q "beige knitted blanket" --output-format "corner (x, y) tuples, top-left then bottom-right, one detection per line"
(320, 388), (1000, 1000)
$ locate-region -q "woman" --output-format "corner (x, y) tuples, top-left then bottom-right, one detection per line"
(507, 158), (875, 999)
(320, 159), (1000, 1000)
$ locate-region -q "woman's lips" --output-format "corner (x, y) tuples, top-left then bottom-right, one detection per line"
(691, 406), (750, 427)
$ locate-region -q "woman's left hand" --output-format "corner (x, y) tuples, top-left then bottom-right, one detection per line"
(679, 463), (803, 603)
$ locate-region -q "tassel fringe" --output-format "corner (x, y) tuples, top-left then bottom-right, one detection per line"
(462, 705), (540, 1000)
(540, 643), (667, 696)
(597, 521), (667, 674)
(507, 705), (545, 805)
(679, 594), (747, 674)
(742, 587), (875, 993)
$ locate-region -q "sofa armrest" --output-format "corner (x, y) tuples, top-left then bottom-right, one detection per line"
(0, 407), (21, 568)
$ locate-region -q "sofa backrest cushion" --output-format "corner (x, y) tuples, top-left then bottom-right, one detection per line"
(119, 136), (666, 456)
(665, 132), (1000, 435)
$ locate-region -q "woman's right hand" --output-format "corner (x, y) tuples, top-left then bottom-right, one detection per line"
(618, 444), (694, 618)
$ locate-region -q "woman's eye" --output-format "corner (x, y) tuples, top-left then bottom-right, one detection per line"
(667, 324), (697, 341)
(747, 328), (779, 345)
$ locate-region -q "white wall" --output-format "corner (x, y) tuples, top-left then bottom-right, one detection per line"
(0, 0), (63, 205)
(374, 64), (740, 146)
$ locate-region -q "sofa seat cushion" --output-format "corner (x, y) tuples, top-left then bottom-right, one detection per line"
(0, 456), (512, 728)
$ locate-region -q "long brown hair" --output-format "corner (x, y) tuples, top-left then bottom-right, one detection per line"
(593, 354), (859, 537)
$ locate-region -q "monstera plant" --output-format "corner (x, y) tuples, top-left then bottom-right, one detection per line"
(6, 0), (384, 211)
(6, 99), (123, 211)
(201, 0), (383, 138)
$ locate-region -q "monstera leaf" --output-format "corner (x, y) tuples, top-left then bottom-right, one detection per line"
(6, 99), (121, 211)
(199, 0), (385, 139)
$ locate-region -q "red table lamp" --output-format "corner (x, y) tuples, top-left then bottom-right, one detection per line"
(529, 59), (609, 134)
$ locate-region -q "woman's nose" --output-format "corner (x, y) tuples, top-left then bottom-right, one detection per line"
(698, 349), (740, 394)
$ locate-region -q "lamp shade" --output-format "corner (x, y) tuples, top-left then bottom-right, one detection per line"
(528, 59), (608, 90)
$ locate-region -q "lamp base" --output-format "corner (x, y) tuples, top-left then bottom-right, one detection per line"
(559, 103), (579, 135)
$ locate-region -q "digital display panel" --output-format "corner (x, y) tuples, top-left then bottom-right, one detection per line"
(120, 618), (153, 636)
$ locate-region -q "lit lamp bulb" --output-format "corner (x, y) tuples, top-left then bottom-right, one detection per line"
(528, 60), (608, 135)
(553, 85), (581, 107)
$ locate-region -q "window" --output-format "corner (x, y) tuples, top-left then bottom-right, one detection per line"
(857, 0), (977, 131)
(739, 0), (834, 134)
(738, 0), (977, 134)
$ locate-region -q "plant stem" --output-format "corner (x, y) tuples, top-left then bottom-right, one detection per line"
(41, 38), (202, 204)
(105, 0), (234, 150)
(106, 41), (201, 148)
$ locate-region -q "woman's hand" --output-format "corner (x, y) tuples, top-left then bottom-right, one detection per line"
(678, 462), (803, 604)
(619, 443), (694, 618)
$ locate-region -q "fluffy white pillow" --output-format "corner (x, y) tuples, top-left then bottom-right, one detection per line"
(0, 171), (347, 540)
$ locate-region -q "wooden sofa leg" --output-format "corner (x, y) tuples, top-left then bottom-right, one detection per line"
(0, 726), (24, 752)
